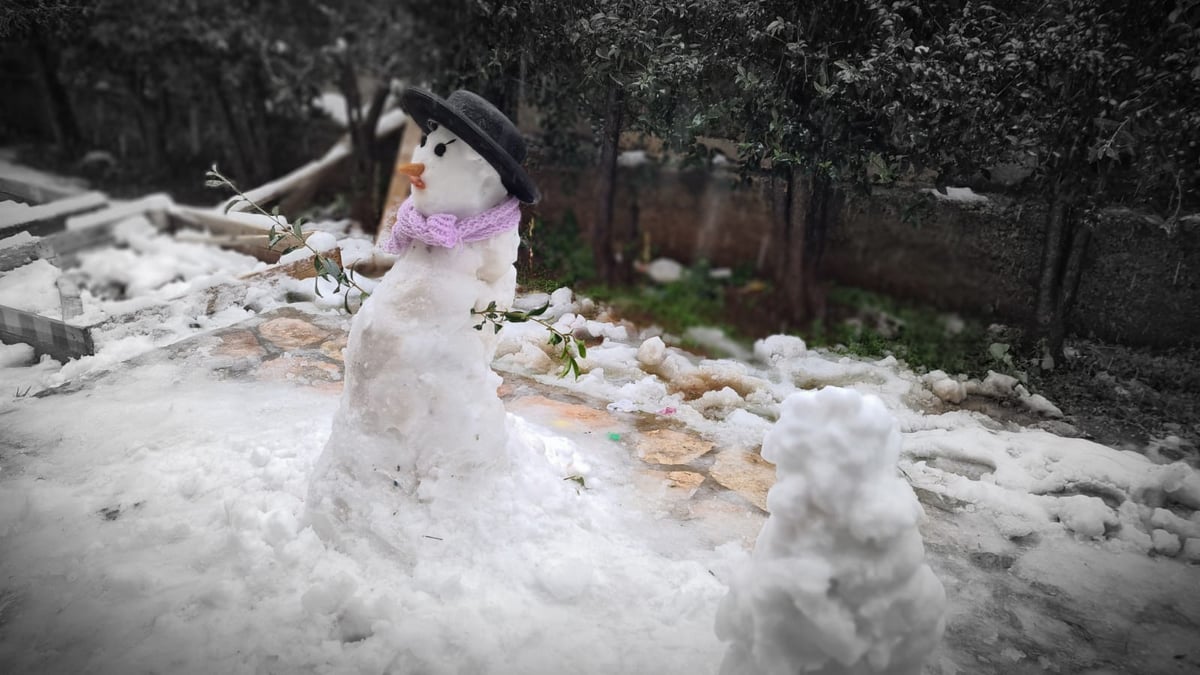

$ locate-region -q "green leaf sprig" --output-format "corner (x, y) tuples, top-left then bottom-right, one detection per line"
(206, 166), (370, 313)
(471, 301), (587, 379)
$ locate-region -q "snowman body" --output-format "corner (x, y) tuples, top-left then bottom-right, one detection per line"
(307, 124), (521, 540)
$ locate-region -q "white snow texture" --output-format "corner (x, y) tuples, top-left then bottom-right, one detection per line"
(306, 123), (521, 550)
(717, 387), (946, 675)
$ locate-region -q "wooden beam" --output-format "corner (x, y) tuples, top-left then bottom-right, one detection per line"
(376, 115), (422, 248)
(167, 205), (307, 262)
(0, 305), (94, 362)
(0, 163), (88, 204)
(0, 191), (108, 239)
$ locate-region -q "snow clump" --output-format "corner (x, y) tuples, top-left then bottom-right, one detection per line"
(716, 386), (946, 675)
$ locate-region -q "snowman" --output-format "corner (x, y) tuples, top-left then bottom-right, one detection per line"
(307, 88), (539, 546)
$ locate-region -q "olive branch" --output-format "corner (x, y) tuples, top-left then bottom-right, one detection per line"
(205, 166), (370, 313)
(471, 301), (587, 379)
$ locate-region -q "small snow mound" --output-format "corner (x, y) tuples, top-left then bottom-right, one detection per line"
(0, 341), (36, 368)
(616, 149), (648, 167)
(637, 336), (668, 368)
(683, 326), (750, 361)
(1151, 529), (1182, 556)
(1050, 494), (1116, 539)
(1020, 392), (1063, 418)
(928, 374), (967, 404)
(636, 257), (684, 284)
(927, 186), (989, 203)
(717, 387), (945, 675)
(305, 231), (338, 253)
(973, 370), (1019, 398)
(753, 334), (807, 364)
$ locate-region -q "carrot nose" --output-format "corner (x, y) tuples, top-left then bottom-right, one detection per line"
(396, 162), (426, 189)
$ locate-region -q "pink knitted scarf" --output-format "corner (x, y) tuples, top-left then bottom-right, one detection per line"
(382, 196), (521, 253)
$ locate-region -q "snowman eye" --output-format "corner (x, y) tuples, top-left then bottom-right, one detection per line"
(433, 138), (457, 157)
(419, 135), (427, 147)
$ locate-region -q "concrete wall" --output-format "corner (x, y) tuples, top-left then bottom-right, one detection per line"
(531, 164), (1200, 348)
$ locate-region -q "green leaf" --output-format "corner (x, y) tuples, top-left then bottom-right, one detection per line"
(526, 302), (550, 317)
(575, 339), (587, 358)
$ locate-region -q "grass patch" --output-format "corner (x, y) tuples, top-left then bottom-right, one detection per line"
(806, 285), (1012, 377)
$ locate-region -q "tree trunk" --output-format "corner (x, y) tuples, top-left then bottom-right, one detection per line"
(338, 56), (390, 230)
(777, 171), (836, 327)
(246, 67), (274, 182)
(129, 72), (165, 173)
(1035, 185), (1075, 369)
(210, 72), (252, 183)
(779, 167), (806, 324)
(30, 35), (81, 155)
(617, 189), (639, 286)
(802, 173), (836, 322)
(1046, 218), (1091, 368)
(592, 82), (624, 285)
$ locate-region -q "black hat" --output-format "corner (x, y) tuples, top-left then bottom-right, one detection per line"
(400, 87), (540, 204)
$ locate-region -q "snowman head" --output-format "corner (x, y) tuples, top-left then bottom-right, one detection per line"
(406, 122), (508, 218)
(398, 88), (540, 218)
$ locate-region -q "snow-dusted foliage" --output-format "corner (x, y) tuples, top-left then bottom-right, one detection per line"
(716, 387), (945, 675)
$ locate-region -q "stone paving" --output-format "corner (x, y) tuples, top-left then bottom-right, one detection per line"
(164, 306), (777, 526)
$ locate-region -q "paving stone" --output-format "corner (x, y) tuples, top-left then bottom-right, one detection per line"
(636, 428), (714, 465)
(710, 450), (776, 512)
(320, 335), (348, 362)
(506, 395), (618, 433)
(254, 355), (343, 391)
(212, 330), (265, 359)
(258, 317), (329, 351)
(638, 469), (705, 499)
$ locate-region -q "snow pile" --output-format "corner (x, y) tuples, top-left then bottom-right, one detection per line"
(923, 368), (1063, 418)
(716, 387), (945, 675)
(0, 258), (62, 314)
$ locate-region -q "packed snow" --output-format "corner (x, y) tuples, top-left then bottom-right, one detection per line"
(1, 230), (1199, 672)
(717, 387), (945, 674)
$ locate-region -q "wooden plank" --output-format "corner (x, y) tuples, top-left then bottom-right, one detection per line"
(241, 246), (343, 282)
(0, 234), (53, 272)
(168, 206), (307, 263)
(0, 191), (108, 239)
(0, 305), (94, 362)
(56, 275), (84, 320)
(376, 115), (422, 248)
(64, 193), (172, 231)
(0, 165), (88, 204)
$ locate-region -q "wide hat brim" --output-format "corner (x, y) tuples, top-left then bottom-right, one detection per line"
(400, 87), (540, 204)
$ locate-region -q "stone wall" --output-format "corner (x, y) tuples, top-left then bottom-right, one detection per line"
(531, 164), (1200, 348)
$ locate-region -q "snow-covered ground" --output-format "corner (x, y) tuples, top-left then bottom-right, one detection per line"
(1, 221), (1199, 673)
